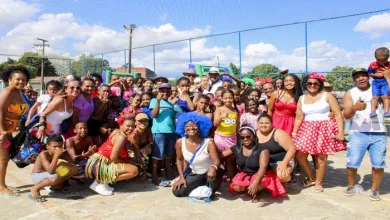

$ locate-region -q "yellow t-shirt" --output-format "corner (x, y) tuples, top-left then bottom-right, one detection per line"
(216, 112), (238, 135)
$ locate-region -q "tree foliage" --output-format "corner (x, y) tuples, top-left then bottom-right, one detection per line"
(18, 52), (57, 77)
(247, 63), (280, 75)
(229, 63), (240, 76)
(71, 54), (111, 76)
(325, 66), (354, 91)
(0, 57), (38, 79)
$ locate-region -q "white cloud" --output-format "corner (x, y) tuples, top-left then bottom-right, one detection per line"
(0, 0), (39, 29)
(244, 42), (279, 57)
(354, 12), (390, 38)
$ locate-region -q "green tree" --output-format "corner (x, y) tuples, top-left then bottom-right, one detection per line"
(71, 54), (111, 76)
(0, 57), (38, 79)
(18, 52), (57, 77)
(229, 63), (240, 76)
(247, 63), (280, 75)
(325, 66), (354, 91)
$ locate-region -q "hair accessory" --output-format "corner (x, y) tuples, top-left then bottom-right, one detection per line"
(238, 126), (256, 135)
(254, 77), (273, 85)
(308, 72), (325, 82)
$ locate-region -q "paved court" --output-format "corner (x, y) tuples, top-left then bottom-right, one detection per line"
(2, 147), (390, 220)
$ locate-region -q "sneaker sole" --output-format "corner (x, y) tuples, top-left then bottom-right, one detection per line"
(343, 192), (355, 197)
(369, 197), (381, 201)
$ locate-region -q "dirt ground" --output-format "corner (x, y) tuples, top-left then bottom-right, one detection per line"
(2, 147), (390, 220)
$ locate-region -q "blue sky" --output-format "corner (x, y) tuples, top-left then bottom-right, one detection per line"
(1, 0), (390, 76)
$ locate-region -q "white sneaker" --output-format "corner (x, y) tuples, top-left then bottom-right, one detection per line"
(90, 180), (113, 196)
(104, 184), (114, 191)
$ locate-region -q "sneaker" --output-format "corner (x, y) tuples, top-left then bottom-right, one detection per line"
(343, 186), (356, 197)
(369, 190), (381, 201)
(369, 112), (377, 118)
(104, 184), (114, 191)
(384, 112), (390, 118)
(90, 180), (113, 196)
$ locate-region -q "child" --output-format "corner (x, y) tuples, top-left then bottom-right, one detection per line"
(231, 86), (243, 114)
(108, 75), (122, 97)
(211, 86), (225, 102)
(240, 99), (261, 130)
(30, 135), (77, 202)
(195, 94), (213, 120)
(26, 80), (61, 125)
(128, 112), (153, 166)
(121, 94), (142, 118)
(107, 96), (121, 122)
(88, 84), (110, 141)
(143, 79), (154, 93)
(141, 91), (154, 108)
(150, 83), (182, 185)
(66, 122), (96, 178)
(368, 47), (390, 117)
(176, 77), (195, 112)
(213, 89), (240, 180)
(168, 86), (178, 104)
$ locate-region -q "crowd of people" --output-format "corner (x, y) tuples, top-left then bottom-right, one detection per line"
(0, 47), (389, 203)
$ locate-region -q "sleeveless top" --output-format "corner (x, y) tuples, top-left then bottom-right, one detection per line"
(231, 144), (269, 175)
(46, 99), (73, 135)
(181, 138), (212, 175)
(216, 112), (238, 135)
(177, 98), (191, 112)
(73, 94), (94, 122)
(98, 130), (129, 161)
(275, 100), (296, 116)
(7, 92), (29, 116)
(301, 92), (329, 121)
(349, 86), (386, 132)
(258, 129), (286, 164)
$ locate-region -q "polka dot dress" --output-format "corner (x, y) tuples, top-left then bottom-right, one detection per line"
(293, 119), (346, 155)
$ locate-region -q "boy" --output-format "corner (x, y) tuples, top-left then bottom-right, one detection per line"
(30, 135), (77, 202)
(66, 122), (96, 178)
(26, 80), (62, 125)
(368, 47), (390, 117)
(150, 83), (182, 185)
(87, 84), (110, 142)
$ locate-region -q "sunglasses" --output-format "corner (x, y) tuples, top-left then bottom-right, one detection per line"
(306, 82), (320, 87)
(69, 86), (81, 90)
(239, 135), (252, 140)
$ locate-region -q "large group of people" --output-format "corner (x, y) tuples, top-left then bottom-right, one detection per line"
(0, 47), (389, 203)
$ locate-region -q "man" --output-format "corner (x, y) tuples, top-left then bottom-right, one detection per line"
(342, 68), (387, 201)
(208, 67), (223, 95)
(182, 69), (198, 91)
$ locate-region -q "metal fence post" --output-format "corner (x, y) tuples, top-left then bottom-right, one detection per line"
(305, 22), (308, 74)
(238, 31), (242, 76)
(189, 39), (192, 64)
(153, 45), (156, 75)
(101, 54), (104, 73)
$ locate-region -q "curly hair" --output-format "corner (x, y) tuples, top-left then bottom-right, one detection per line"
(46, 80), (62, 90)
(176, 112), (212, 138)
(0, 65), (31, 82)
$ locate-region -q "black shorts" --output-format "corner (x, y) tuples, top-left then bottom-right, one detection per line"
(87, 118), (104, 136)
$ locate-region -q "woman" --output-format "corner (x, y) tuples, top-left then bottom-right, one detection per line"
(85, 117), (146, 196)
(222, 126), (286, 202)
(128, 112), (153, 165)
(256, 114), (296, 182)
(36, 80), (81, 139)
(268, 74), (303, 136)
(262, 82), (275, 109)
(172, 112), (222, 198)
(73, 78), (95, 125)
(240, 99), (261, 130)
(0, 66), (30, 197)
(292, 72), (345, 193)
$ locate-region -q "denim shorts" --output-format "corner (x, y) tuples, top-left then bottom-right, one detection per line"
(346, 132), (387, 168)
(152, 133), (177, 160)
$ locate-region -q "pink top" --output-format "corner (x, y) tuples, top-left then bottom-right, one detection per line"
(110, 87), (121, 97)
(73, 94), (94, 122)
(240, 112), (261, 130)
(122, 88), (136, 101)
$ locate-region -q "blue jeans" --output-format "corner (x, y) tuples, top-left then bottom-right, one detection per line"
(152, 133), (177, 160)
(346, 132), (387, 168)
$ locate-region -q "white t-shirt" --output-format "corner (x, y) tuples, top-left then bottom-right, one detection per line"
(209, 80), (223, 95)
(37, 94), (52, 113)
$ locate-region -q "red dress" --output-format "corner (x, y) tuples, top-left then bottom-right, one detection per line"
(98, 130), (129, 161)
(272, 100), (296, 135)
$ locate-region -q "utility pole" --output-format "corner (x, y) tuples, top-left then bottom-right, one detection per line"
(34, 38), (49, 95)
(217, 56), (220, 67)
(123, 24), (136, 73)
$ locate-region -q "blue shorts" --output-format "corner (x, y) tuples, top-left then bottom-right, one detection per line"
(371, 79), (388, 97)
(346, 132), (387, 168)
(152, 133), (177, 160)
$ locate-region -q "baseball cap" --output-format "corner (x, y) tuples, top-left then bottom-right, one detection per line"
(153, 76), (168, 83)
(135, 112), (149, 121)
(158, 83), (172, 89)
(352, 68), (368, 77)
(183, 69), (197, 76)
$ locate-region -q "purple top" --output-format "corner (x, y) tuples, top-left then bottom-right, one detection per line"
(74, 94), (94, 122)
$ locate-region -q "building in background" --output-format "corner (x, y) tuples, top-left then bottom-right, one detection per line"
(116, 67), (155, 79)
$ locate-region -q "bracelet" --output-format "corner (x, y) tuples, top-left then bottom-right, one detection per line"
(210, 164), (218, 170)
(38, 126), (45, 130)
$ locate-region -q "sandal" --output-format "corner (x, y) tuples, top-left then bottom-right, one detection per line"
(0, 191), (21, 198)
(7, 186), (21, 193)
(159, 180), (171, 187)
(300, 179), (315, 188)
(314, 184), (324, 193)
(28, 195), (47, 202)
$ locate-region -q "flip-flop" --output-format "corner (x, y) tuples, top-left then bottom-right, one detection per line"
(159, 180), (171, 187)
(7, 186), (21, 193)
(300, 179), (315, 188)
(50, 188), (71, 194)
(28, 195), (47, 202)
(0, 191), (21, 198)
(314, 184), (324, 193)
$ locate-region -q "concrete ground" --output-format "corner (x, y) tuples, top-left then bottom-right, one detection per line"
(2, 147), (390, 220)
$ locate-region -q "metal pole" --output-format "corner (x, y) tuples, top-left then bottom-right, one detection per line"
(217, 56), (220, 67)
(124, 50), (127, 71)
(189, 39), (192, 63)
(238, 31), (242, 76)
(101, 54), (104, 73)
(153, 45), (156, 75)
(128, 29), (133, 73)
(34, 38), (49, 95)
(305, 22), (308, 74)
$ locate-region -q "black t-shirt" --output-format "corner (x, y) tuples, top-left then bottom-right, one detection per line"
(231, 144), (270, 175)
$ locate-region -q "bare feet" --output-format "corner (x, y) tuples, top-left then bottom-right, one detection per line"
(0, 186), (21, 197)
